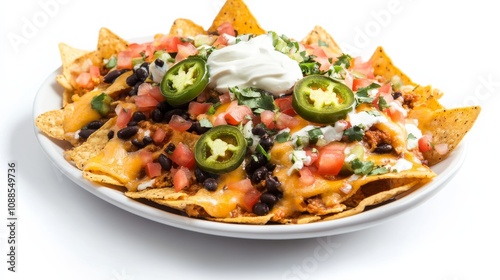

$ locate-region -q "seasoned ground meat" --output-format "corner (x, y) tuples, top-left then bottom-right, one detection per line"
(402, 92), (419, 109)
(363, 129), (392, 151)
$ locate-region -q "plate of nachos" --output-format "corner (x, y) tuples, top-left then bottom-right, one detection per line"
(34, 0), (480, 239)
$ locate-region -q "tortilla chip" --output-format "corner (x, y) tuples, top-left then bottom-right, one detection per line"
(96, 27), (129, 61)
(209, 213), (274, 225)
(35, 109), (65, 140)
(168, 18), (208, 38)
(420, 106), (481, 165)
(324, 181), (419, 220)
(59, 43), (89, 82)
(207, 0), (265, 35)
(104, 71), (133, 97)
(83, 171), (124, 187)
(301, 25), (343, 57)
(65, 118), (115, 169)
(370, 46), (415, 86)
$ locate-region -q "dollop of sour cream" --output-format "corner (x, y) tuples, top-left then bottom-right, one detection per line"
(206, 34), (303, 96)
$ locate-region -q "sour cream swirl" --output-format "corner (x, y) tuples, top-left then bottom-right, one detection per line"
(206, 34), (303, 96)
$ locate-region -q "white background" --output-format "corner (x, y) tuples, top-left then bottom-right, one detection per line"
(1, 0), (499, 279)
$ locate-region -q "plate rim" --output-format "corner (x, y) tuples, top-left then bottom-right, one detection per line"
(32, 67), (467, 240)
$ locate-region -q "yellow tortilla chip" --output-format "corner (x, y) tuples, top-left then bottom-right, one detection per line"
(370, 46), (415, 86)
(420, 106), (481, 165)
(168, 18), (208, 38)
(58, 43), (89, 83)
(96, 27), (129, 61)
(208, 0), (265, 35)
(65, 118), (115, 169)
(301, 25), (343, 57)
(35, 109), (65, 140)
(325, 181), (419, 221)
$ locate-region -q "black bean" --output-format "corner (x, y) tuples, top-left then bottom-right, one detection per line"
(245, 153), (268, 175)
(142, 136), (153, 146)
(156, 101), (171, 114)
(126, 73), (139, 86)
(265, 175), (281, 193)
(163, 109), (185, 123)
(103, 69), (128, 84)
(79, 129), (95, 139)
(251, 125), (267, 136)
(252, 202), (269, 216)
(260, 192), (278, 207)
(154, 58), (164, 67)
(86, 120), (103, 130)
(392, 91), (402, 99)
(259, 134), (274, 151)
(158, 154), (172, 171)
(128, 82), (141, 96)
(203, 178), (218, 192)
(164, 143), (176, 154)
(151, 109), (163, 123)
(131, 139), (144, 149)
(127, 121), (138, 127)
(189, 121), (210, 135)
(117, 126), (139, 140)
(135, 67), (149, 82)
(132, 111), (147, 122)
(107, 130), (114, 139)
(373, 143), (393, 154)
(251, 166), (268, 184)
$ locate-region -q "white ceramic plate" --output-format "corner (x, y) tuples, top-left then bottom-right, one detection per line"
(33, 68), (466, 240)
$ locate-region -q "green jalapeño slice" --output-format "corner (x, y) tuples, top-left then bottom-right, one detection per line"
(292, 75), (354, 124)
(160, 56), (209, 106)
(194, 125), (247, 174)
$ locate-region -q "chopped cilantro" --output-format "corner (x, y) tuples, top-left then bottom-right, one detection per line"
(307, 128), (323, 144)
(344, 125), (365, 142)
(256, 144), (271, 161)
(377, 96), (390, 110)
(231, 87), (276, 114)
(275, 131), (290, 143)
(333, 53), (352, 68)
(350, 159), (389, 176)
(355, 83), (380, 107)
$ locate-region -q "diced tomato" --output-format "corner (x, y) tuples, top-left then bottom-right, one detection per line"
(169, 115), (192, 131)
(217, 22), (236, 37)
(116, 108), (133, 129)
(188, 102), (212, 118)
(173, 166), (191, 191)
(175, 43), (199, 63)
(171, 142), (195, 169)
(378, 82), (392, 95)
(299, 167), (316, 186)
(315, 144), (346, 176)
(275, 95), (296, 116)
(139, 150), (153, 166)
(276, 113), (300, 130)
(89, 65), (100, 79)
(418, 135), (433, 152)
(219, 91), (232, 104)
(227, 178), (254, 193)
(213, 113), (228, 126)
(242, 189), (261, 212)
(75, 72), (93, 89)
(312, 47), (332, 72)
(260, 110), (276, 129)
(135, 94), (159, 111)
(344, 71), (354, 90)
(352, 78), (373, 91)
(226, 178), (260, 211)
(148, 86), (165, 102)
(152, 128), (167, 145)
(157, 36), (184, 53)
(224, 101), (253, 125)
(351, 57), (374, 79)
(117, 50), (133, 70)
(212, 35), (229, 48)
(145, 162), (162, 178)
(384, 106), (405, 123)
(304, 148), (319, 166)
